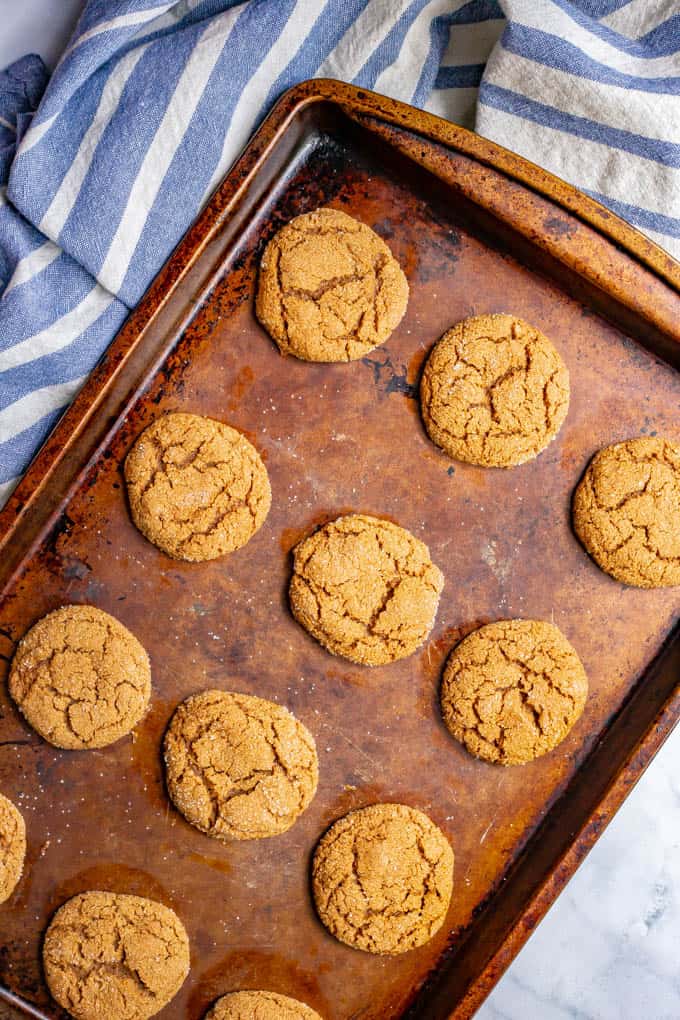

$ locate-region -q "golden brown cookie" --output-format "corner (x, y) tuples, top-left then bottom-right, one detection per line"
(43, 891), (190, 1020)
(289, 514), (444, 666)
(204, 991), (322, 1020)
(164, 690), (318, 841)
(420, 313), (570, 467)
(572, 436), (680, 588)
(0, 792), (26, 903)
(441, 619), (588, 766)
(255, 207), (409, 362)
(9, 605), (150, 750)
(312, 803), (453, 955)
(125, 412), (271, 562)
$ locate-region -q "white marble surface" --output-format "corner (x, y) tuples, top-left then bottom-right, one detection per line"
(1, 4), (679, 1019)
(0, 0), (83, 72)
(481, 730), (680, 1020)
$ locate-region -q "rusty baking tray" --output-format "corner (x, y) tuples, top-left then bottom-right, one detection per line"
(0, 80), (678, 1020)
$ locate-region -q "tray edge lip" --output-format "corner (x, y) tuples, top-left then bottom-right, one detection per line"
(313, 77), (680, 291)
(0, 77), (679, 1020)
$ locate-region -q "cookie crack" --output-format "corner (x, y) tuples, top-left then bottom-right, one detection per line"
(587, 470), (653, 514)
(173, 733), (221, 831)
(580, 478), (680, 563)
(282, 272), (365, 302)
(48, 948), (155, 1000)
(288, 223), (362, 240)
(296, 573), (410, 656)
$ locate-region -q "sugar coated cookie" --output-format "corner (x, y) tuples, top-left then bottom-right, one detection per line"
(420, 314), (569, 467)
(573, 436), (680, 588)
(255, 207), (408, 362)
(204, 991), (322, 1020)
(164, 690), (318, 840)
(0, 792), (26, 903)
(125, 412), (270, 562)
(43, 891), (189, 1020)
(289, 514), (444, 666)
(440, 619), (588, 765)
(312, 802), (453, 955)
(9, 605), (150, 750)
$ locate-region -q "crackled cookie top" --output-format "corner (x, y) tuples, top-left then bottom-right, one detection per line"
(9, 605), (150, 750)
(312, 803), (453, 955)
(255, 207), (409, 362)
(0, 793), (26, 903)
(441, 619), (588, 766)
(164, 690), (318, 841)
(289, 514), (444, 666)
(420, 314), (569, 467)
(204, 991), (322, 1020)
(125, 412), (271, 562)
(573, 436), (680, 588)
(43, 891), (190, 1020)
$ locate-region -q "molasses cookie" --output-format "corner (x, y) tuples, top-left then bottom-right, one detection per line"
(164, 690), (318, 840)
(0, 792), (26, 903)
(204, 991), (322, 1020)
(420, 314), (569, 467)
(43, 891), (190, 1020)
(125, 412), (271, 562)
(440, 619), (588, 765)
(573, 436), (680, 587)
(289, 514), (444, 666)
(9, 605), (150, 750)
(255, 207), (409, 362)
(312, 803), (453, 955)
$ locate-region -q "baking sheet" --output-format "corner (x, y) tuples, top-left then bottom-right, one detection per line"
(0, 82), (678, 1020)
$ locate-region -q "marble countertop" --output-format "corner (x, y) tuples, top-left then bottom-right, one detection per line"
(1, 4), (679, 1019)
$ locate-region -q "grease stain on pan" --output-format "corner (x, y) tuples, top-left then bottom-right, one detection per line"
(46, 863), (176, 916)
(226, 365), (255, 411)
(129, 696), (175, 798)
(186, 852), (232, 876)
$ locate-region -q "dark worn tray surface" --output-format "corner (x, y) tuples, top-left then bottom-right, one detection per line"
(0, 84), (678, 1020)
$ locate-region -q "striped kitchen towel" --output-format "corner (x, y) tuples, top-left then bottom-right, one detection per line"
(1, 0), (678, 505)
